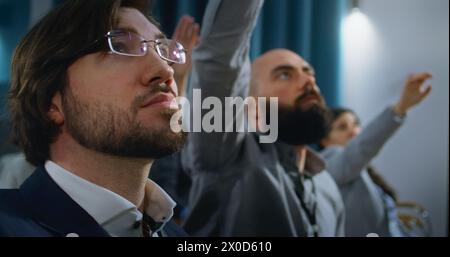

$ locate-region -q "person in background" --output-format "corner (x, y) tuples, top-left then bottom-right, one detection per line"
(319, 72), (432, 236)
(181, 0), (345, 236)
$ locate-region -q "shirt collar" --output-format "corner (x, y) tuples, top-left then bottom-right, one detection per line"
(304, 147), (326, 176)
(143, 179), (176, 223)
(275, 143), (325, 176)
(45, 160), (176, 236)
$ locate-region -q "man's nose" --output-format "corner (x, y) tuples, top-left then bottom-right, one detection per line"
(152, 56), (175, 82)
(298, 73), (317, 91)
(306, 74), (317, 89)
(300, 80), (317, 94)
(143, 52), (175, 89)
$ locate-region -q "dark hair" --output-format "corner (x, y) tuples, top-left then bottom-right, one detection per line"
(315, 107), (360, 150)
(329, 107), (360, 125)
(8, 0), (154, 166)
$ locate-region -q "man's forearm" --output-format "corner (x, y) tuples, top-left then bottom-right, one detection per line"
(182, 0), (264, 171)
(190, 0), (264, 99)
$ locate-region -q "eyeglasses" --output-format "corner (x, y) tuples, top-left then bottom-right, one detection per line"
(105, 30), (186, 64)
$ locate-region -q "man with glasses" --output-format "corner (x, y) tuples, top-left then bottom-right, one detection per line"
(0, 0), (187, 237)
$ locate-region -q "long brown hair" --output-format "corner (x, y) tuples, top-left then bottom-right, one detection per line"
(8, 0), (153, 166)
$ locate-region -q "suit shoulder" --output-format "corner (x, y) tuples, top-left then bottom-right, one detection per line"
(314, 172), (342, 200)
(0, 189), (40, 236)
(0, 189), (27, 221)
(0, 189), (22, 207)
(320, 146), (345, 160)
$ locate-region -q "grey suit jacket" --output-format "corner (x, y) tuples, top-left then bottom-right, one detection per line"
(181, 0), (344, 237)
(321, 107), (404, 237)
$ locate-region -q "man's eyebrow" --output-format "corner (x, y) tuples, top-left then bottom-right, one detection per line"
(271, 65), (297, 75)
(116, 26), (139, 34)
(303, 64), (316, 75)
(116, 27), (167, 39)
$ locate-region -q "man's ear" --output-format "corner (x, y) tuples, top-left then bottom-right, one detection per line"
(48, 92), (65, 125)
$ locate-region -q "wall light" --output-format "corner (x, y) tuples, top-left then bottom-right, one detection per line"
(342, 0), (381, 104)
(343, 0), (376, 58)
(351, 0), (361, 12)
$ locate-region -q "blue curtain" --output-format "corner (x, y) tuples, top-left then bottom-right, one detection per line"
(152, 0), (347, 107)
(0, 0), (30, 154)
(0, 0), (30, 89)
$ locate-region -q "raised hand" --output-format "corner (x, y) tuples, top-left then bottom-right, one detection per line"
(394, 72), (433, 116)
(172, 15), (200, 95)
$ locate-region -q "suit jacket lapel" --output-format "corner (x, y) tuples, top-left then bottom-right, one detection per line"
(19, 166), (110, 237)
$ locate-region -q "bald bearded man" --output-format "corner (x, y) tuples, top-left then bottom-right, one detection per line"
(181, 0), (345, 236)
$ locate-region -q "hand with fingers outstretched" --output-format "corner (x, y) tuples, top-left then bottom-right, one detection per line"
(172, 15), (200, 96)
(394, 72), (433, 116)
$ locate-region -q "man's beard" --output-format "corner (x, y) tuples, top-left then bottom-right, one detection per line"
(276, 95), (331, 146)
(61, 88), (186, 160)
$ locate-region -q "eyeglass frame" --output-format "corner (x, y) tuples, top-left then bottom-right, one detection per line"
(105, 29), (187, 64)
(70, 29), (187, 65)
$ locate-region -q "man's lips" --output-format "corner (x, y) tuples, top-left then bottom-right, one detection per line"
(141, 93), (177, 109)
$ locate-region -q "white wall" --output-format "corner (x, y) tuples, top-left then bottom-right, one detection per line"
(343, 0), (449, 236)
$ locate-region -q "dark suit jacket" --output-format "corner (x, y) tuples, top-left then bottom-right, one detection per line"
(0, 166), (187, 237)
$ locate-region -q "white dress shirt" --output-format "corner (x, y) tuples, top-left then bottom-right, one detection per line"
(45, 160), (176, 237)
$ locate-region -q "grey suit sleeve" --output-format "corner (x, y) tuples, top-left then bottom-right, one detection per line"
(336, 204), (345, 237)
(322, 107), (405, 186)
(0, 153), (35, 189)
(183, 0), (264, 171)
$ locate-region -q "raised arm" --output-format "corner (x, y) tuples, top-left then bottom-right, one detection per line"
(191, 0), (263, 97)
(323, 72), (432, 185)
(183, 0), (264, 171)
(172, 15), (200, 96)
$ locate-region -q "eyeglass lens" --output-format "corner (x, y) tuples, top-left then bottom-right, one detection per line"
(108, 30), (186, 63)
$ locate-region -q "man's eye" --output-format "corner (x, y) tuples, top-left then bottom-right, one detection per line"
(278, 72), (291, 81)
(113, 42), (128, 52)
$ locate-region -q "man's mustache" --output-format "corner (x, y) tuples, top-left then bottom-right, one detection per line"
(295, 87), (322, 106)
(131, 83), (176, 114)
